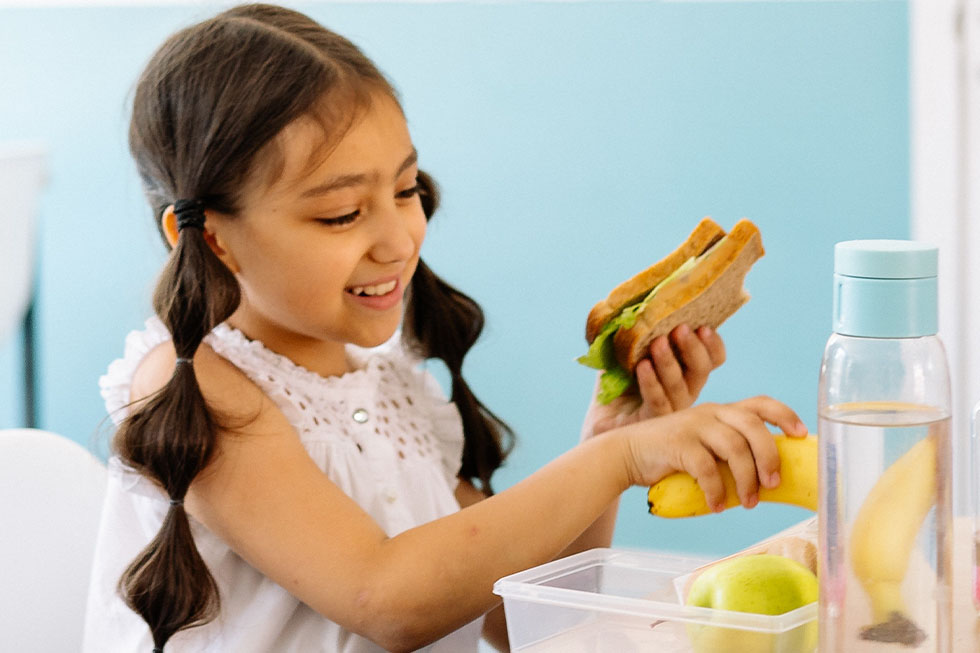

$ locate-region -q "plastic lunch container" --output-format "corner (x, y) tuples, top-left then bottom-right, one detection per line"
(492, 548), (817, 653)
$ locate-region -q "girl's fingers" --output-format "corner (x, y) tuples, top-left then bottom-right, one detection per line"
(650, 335), (688, 410)
(697, 325), (727, 369)
(716, 406), (782, 490)
(735, 395), (808, 437)
(679, 444), (727, 512)
(640, 325), (723, 415)
(635, 358), (672, 417)
(702, 423), (761, 507)
(671, 324), (712, 395)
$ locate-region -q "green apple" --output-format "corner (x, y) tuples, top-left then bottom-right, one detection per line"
(685, 554), (818, 653)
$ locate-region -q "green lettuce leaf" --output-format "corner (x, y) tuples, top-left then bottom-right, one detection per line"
(577, 254), (701, 404)
(597, 366), (633, 405)
(576, 308), (639, 371)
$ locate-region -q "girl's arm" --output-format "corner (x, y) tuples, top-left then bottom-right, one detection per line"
(151, 343), (801, 653)
(562, 325), (727, 555)
(482, 325), (727, 650)
(453, 479), (508, 651)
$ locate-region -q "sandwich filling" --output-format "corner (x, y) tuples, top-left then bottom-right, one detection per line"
(577, 241), (718, 404)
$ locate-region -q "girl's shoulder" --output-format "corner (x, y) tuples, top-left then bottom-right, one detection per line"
(101, 317), (173, 423)
(100, 317), (269, 427)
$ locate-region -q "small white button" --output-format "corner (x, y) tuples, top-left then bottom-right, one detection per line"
(352, 408), (369, 424)
(384, 488), (397, 503)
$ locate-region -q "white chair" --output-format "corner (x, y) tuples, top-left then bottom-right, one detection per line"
(0, 428), (107, 651)
(0, 142), (47, 426)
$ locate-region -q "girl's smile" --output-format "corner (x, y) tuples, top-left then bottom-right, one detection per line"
(344, 275), (404, 310)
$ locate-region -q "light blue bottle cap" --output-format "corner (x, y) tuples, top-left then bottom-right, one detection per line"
(833, 240), (938, 338)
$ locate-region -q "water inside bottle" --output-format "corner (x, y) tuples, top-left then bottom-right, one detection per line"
(818, 403), (952, 652)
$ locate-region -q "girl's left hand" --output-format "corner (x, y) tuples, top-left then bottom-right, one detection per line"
(583, 324), (726, 439)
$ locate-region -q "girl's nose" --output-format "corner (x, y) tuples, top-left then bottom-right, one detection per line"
(369, 205), (419, 264)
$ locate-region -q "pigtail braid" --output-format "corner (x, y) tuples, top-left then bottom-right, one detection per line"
(115, 221), (240, 649)
(405, 172), (514, 494)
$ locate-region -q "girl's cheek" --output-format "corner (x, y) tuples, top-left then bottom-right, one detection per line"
(413, 214), (428, 246)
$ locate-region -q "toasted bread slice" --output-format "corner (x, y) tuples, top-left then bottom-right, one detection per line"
(584, 217), (726, 344)
(613, 219), (763, 372)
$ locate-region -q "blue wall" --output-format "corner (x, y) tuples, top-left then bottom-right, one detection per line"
(0, 1), (909, 555)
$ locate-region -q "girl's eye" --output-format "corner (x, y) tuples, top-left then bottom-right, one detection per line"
(396, 184), (420, 200)
(316, 210), (359, 226)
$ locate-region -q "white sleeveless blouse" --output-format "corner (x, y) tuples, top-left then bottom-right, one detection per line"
(83, 317), (484, 652)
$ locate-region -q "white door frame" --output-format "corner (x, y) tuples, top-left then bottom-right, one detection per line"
(911, 0), (979, 514)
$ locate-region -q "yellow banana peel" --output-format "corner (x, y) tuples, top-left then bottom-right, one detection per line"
(850, 434), (936, 646)
(647, 434), (818, 518)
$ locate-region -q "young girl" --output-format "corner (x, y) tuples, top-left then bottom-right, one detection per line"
(83, 4), (807, 652)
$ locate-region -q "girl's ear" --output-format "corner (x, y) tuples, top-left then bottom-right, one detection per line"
(161, 204), (240, 274)
(161, 205), (180, 249)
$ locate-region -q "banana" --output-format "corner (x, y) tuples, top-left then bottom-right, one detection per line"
(647, 434), (818, 518)
(849, 433), (936, 646)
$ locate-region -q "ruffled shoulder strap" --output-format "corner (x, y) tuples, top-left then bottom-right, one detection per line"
(99, 316), (172, 425)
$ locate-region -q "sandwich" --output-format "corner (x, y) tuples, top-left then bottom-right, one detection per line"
(577, 217), (764, 404)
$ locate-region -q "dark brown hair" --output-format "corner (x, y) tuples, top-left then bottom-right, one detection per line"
(116, 4), (513, 649)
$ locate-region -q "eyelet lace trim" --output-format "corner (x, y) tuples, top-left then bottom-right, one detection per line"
(100, 317), (464, 486)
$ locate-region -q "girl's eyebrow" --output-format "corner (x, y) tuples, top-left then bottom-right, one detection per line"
(300, 149), (418, 198)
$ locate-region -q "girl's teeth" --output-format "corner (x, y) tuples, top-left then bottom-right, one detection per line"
(351, 280), (397, 296)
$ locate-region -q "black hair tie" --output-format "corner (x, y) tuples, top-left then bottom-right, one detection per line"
(174, 199), (206, 231)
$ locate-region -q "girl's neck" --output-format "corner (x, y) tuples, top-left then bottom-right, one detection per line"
(226, 313), (351, 379)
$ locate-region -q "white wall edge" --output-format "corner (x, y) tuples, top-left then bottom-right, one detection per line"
(911, 0), (979, 515)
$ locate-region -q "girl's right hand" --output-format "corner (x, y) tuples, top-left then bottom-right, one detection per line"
(582, 325), (727, 440)
(618, 396), (808, 512)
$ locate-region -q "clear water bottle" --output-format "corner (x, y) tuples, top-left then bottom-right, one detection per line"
(818, 240), (952, 652)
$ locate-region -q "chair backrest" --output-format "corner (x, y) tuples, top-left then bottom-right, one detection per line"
(0, 142), (46, 345)
(0, 428), (107, 652)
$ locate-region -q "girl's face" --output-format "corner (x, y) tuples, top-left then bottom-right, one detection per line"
(208, 94), (426, 375)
